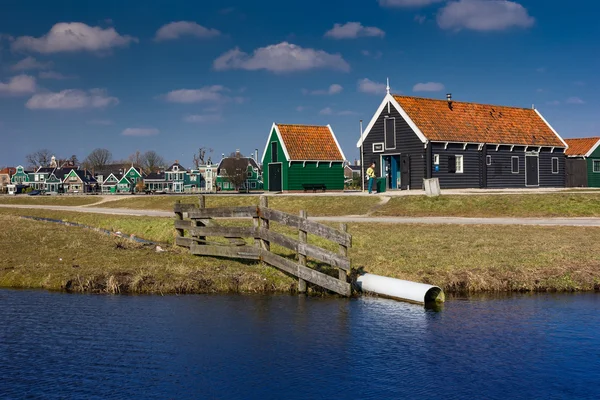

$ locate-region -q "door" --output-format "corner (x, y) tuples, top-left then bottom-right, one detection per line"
(400, 155), (410, 190)
(565, 159), (587, 187)
(525, 154), (539, 187)
(268, 163), (282, 192)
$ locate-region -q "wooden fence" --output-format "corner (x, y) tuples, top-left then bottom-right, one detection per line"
(174, 195), (352, 296)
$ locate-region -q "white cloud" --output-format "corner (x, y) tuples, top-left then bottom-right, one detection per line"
(0, 75), (36, 95)
(213, 42), (350, 73)
(122, 128), (159, 137)
(566, 97), (585, 105)
(320, 107), (333, 115)
(379, 0), (444, 7)
(536, 67), (546, 73)
(155, 21), (220, 41)
(12, 56), (53, 71)
(87, 119), (113, 125)
(296, 106), (306, 112)
(437, 0), (535, 31)
(361, 50), (383, 59)
(413, 82), (445, 92)
(324, 22), (385, 39)
(303, 84), (343, 95)
(319, 107), (356, 116)
(38, 71), (76, 80)
(573, 81), (585, 87)
(12, 22), (137, 53)
(358, 78), (387, 94)
(184, 114), (223, 123)
(163, 85), (230, 103)
(26, 88), (118, 110)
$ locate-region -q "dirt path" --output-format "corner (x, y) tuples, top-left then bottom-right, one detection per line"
(3, 204), (600, 227)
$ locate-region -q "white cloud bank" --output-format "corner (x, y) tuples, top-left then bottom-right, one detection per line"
(303, 84), (343, 95)
(437, 0), (535, 31)
(324, 22), (385, 39)
(12, 56), (53, 71)
(162, 85), (237, 104)
(213, 42), (350, 73)
(122, 128), (159, 137)
(12, 22), (137, 53)
(358, 78), (387, 94)
(0, 75), (36, 95)
(413, 82), (445, 92)
(155, 21), (220, 41)
(26, 88), (118, 109)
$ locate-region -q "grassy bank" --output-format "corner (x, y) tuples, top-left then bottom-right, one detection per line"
(1, 207), (599, 294)
(376, 193), (600, 218)
(0, 196), (100, 206)
(100, 195), (376, 216)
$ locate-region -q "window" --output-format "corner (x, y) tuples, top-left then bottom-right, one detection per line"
(372, 143), (384, 153)
(552, 157), (559, 174)
(593, 160), (600, 173)
(384, 117), (396, 149)
(456, 155), (463, 173)
(448, 155), (463, 173)
(433, 154), (440, 165)
(251, 182), (256, 189)
(247, 171), (252, 177)
(486, 155), (492, 166)
(271, 142), (278, 163)
(511, 156), (519, 174)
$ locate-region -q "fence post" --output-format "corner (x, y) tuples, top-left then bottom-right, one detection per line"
(253, 200), (260, 248)
(175, 200), (184, 238)
(196, 195), (207, 245)
(338, 223), (348, 284)
(298, 210), (308, 293)
(259, 196), (270, 252)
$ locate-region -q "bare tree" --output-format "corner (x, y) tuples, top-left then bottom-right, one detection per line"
(193, 147), (214, 168)
(141, 150), (166, 172)
(25, 149), (53, 168)
(83, 148), (112, 170)
(223, 155), (249, 191)
(128, 151), (142, 168)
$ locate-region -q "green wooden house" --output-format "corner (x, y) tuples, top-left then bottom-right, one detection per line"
(565, 137), (600, 187)
(261, 123), (346, 192)
(216, 154), (262, 191)
(11, 166), (31, 185)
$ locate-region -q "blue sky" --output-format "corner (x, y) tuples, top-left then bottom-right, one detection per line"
(0, 0), (598, 167)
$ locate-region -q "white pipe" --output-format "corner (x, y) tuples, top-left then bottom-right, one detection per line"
(356, 273), (444, 304)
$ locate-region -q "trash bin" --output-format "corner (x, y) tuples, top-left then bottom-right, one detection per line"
(376, 177), (386, 193)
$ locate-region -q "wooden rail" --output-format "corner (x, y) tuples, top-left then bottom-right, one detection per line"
(174, 195), (352, 296)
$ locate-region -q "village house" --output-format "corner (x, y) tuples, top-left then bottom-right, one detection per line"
(262, 123), (346, 192)
(10, 166), (31, 185)
(216, 152), (262, 191)
(0, 167), (16, 192)
(357, 91), (567, 190)
(564, 137), (600, 187)
(62, 169), (98, 193)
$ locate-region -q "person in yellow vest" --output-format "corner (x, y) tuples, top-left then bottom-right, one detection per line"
(366, 162), (376, 194)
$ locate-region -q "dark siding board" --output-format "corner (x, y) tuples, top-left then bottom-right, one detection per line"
(485, 147), (526, 188)
(361, 103), (425, 189)
(538, 149), (565, 187)
(430, 143), (480, 189)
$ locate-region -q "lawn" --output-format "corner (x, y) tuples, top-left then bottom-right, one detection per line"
(0, 195), (101, 206)
(1, 207), (599, 294)
(376, 193), (600, 218)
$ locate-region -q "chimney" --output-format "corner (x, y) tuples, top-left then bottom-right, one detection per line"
(255, 148), (259, 162)
(446, 93), (453, 110)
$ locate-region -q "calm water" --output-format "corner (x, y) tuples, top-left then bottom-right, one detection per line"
(1, 290), (599, 399)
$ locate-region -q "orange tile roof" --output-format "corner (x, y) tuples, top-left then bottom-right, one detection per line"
(393, 95), (565, 147)
(276, 124), (344, 160)
(565, 137), (600, 156)
(0, 167), (16, 175)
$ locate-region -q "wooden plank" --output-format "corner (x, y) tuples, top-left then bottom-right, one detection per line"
(190, 244), (261, 260)
(185, 206), (258, 219)
(261, 251), (351, 296)
(189, 226), (258, 238)
(338, 223), (349, 283)
(173, 203), (198, 213)
(175, 236), (193, 248)
(298, 210), (307, 293)
(259, 229), (351, 271)
(259, 196), (270, 252)
(174, 219), (193, 230)
(259, 207), (351, 247)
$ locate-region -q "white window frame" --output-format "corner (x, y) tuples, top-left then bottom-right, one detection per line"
(593, 160), (600, 173)
(486, 155), (492, 166)
(372, 143), (384, 153)
(384, 117), (396, 150)
(511, 156), (519, 174)
(551, 157), (559, 174)
(251, 182), (256, 189)
(433, 154), (440, 165)
(455, 155), (464, 174)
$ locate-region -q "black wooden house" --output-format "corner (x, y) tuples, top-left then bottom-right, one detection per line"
(357, 93), (568, 190)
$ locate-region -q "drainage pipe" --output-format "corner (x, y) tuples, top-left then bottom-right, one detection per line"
(356, 273), (444, 304)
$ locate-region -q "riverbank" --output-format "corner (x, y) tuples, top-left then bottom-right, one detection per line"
(1, 207), (599, 294)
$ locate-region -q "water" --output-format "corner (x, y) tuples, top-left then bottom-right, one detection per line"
(1, 290), (599, 399)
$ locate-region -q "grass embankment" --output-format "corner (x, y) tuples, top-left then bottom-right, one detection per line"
(377, 193), (600, 218)
(100, 195), (376, 216)
(0, 196), (100, 206)
(1, 207), (599, 294)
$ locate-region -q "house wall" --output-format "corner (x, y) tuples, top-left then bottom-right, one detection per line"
(263, 128), (289, 191)
(539, 148), (565, 187)
(288, 162), (344, 190)
(430, 142), (481, 189)
(586, 145), (600, 187)
(361, 102), (425, 189)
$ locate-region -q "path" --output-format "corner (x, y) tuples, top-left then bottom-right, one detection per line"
(2, 204), (600, 227)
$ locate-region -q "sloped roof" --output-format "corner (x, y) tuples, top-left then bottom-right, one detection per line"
(382, 95), (565, 147)
(274, 124), (345, 161)
(565, 137), (600, 157)
(0, 167), (16, 175)
(218, 157), (257, 173)
(145, 172), (165, 180)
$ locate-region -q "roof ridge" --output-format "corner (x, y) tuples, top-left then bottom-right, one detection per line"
(565, 137), (600, 141)
(393, 94), (536, 111)
(276, 123), (329, 128)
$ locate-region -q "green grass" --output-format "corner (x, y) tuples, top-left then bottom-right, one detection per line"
(100, 195), (376, 216)
(376, 193), (600, 218)
(0, 195), (101, 206)
(1, 207), (599, 294)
